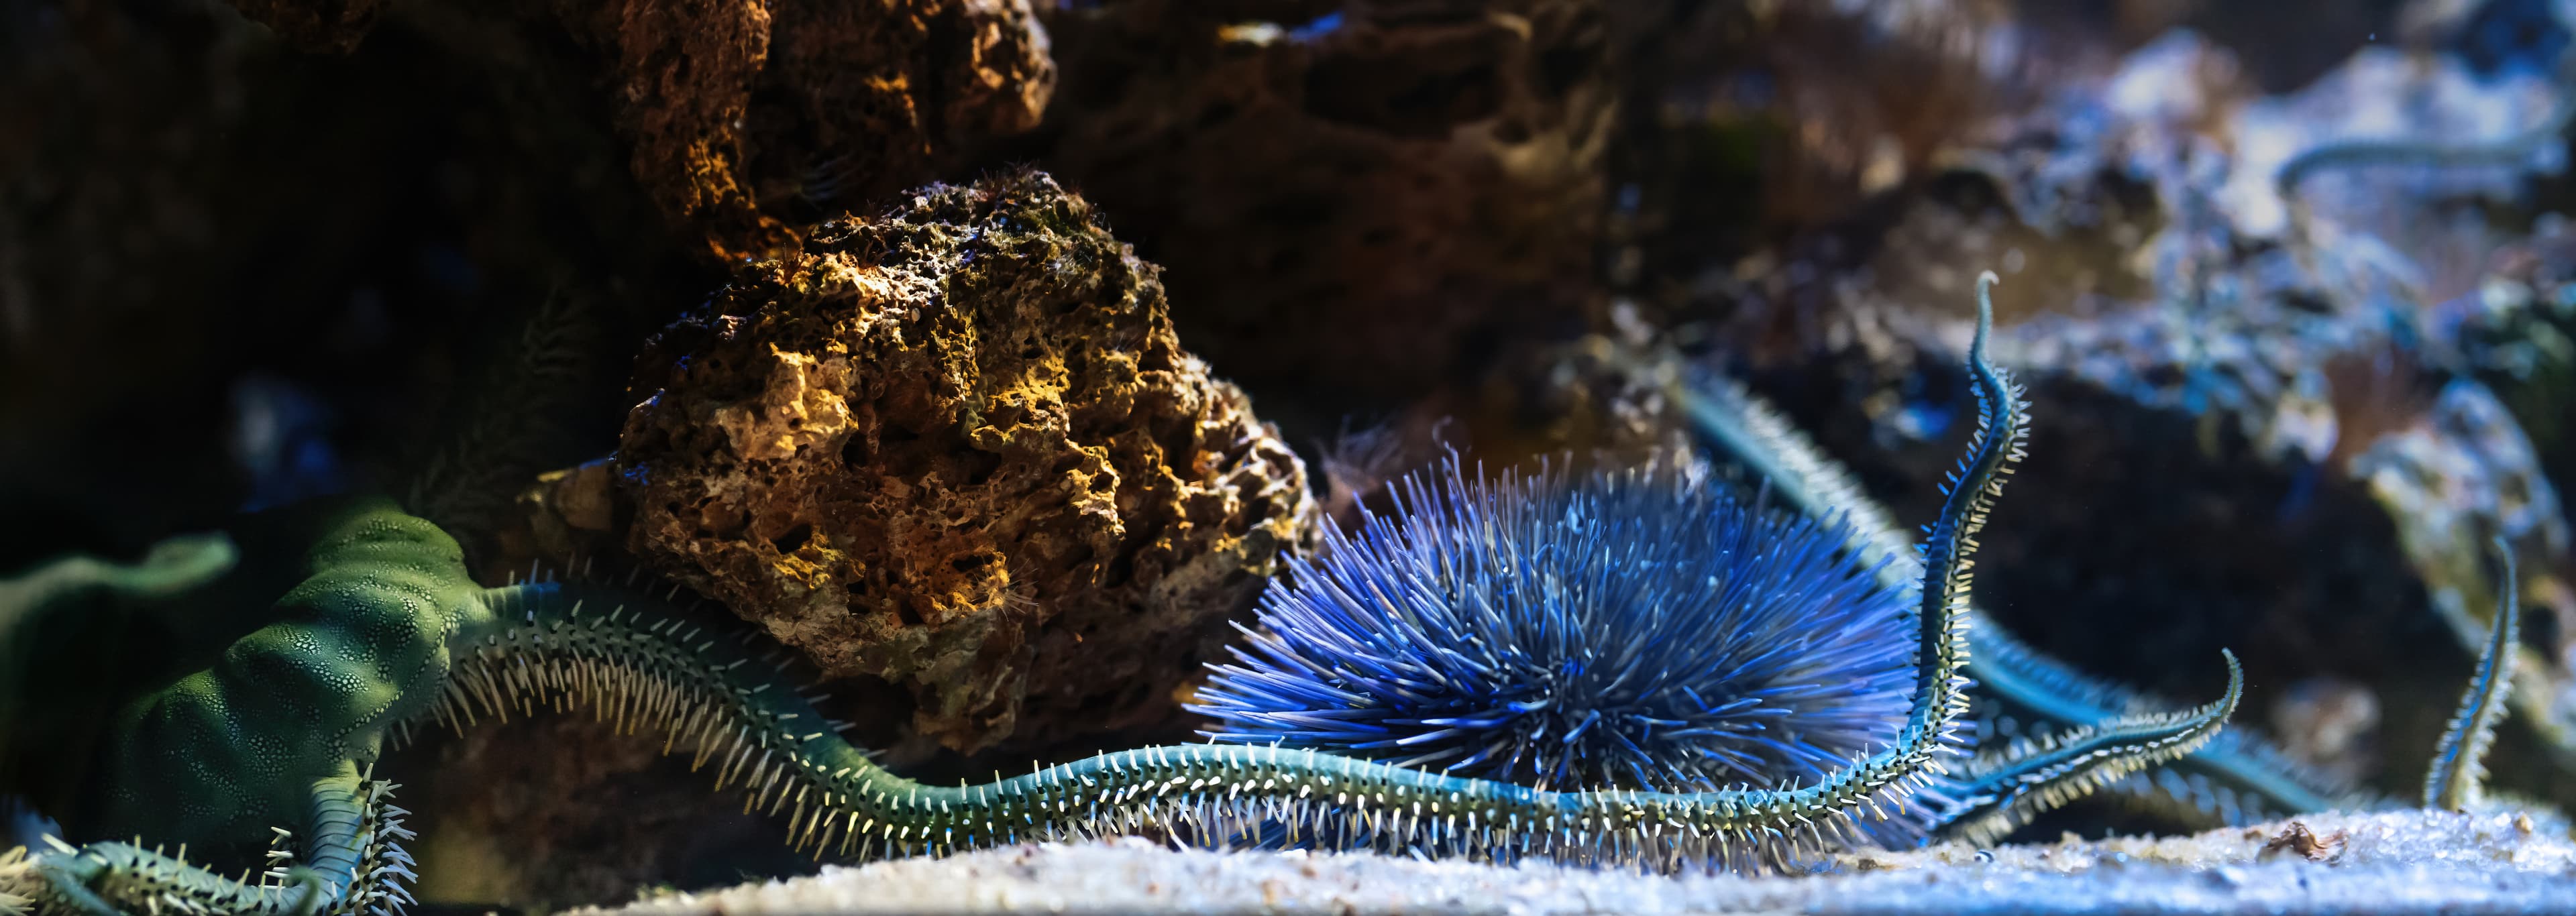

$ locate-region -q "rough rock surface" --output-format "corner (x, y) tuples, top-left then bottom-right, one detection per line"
(555, 0), (1055, 260)
(224, 0), (1056, 261)
(617, 170), (1318, 755)
(583, 809), (2576, 915)
(1024, 0), (1616, 412)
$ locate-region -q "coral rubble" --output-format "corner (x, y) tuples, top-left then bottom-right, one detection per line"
(617, 170), (1318, 755)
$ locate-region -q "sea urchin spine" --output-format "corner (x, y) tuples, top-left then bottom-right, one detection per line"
(1192, 459), (1921, 797)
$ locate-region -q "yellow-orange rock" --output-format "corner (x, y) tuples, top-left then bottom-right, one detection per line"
(616, 170), (1317, 754)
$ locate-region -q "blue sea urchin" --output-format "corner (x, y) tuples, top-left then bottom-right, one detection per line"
(1192, 459), (1921, 801)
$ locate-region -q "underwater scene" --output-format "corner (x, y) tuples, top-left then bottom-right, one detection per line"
(9, 0), (2576, 913)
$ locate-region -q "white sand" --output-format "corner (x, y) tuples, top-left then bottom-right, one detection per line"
(587, 808), (2576, 915)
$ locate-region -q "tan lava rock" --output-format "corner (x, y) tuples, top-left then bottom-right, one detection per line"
(616, 170), (1318, 754)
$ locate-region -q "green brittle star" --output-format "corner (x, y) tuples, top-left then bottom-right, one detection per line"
(1675, 276), (2551, 829)
(2424, 537), (2524, 814)
(1681, 366), (2354, 827)
(0, 274), (2249, 914)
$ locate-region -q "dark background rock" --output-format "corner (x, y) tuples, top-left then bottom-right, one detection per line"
(0, 0), (702, 577)
(1629, 13), (2576, 819)
(222, 0), (1056, 261)
(1007, 0), (1617, 432)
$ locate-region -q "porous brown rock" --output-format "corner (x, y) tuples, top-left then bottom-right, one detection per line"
(223, 0), (1057, 261)
(557, 0), (1056, 260)
(617, 170), (1318, 755)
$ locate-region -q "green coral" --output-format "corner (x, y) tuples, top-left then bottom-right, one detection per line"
(89, 504), (488, 845)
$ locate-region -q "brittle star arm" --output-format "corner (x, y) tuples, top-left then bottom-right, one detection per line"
(2273, 101), (2576, 204)
(1939, 650), (2244, 844)
(6, 761), (413, 916)
(437, 333), (2029, 870)
(1672, 274), (2332, 826)
(2424, 537), (2522, 813)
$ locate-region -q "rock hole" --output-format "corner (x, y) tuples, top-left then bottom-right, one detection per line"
(959, 448), (1004, 486)
(1228, 499), (1265, 536)
(1538, 44), (1591, 98)
(771, 522), (813, 555)
(1156, 419), (1199, 472)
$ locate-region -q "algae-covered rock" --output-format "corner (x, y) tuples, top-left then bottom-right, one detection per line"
(616, 170), (1318, 755)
